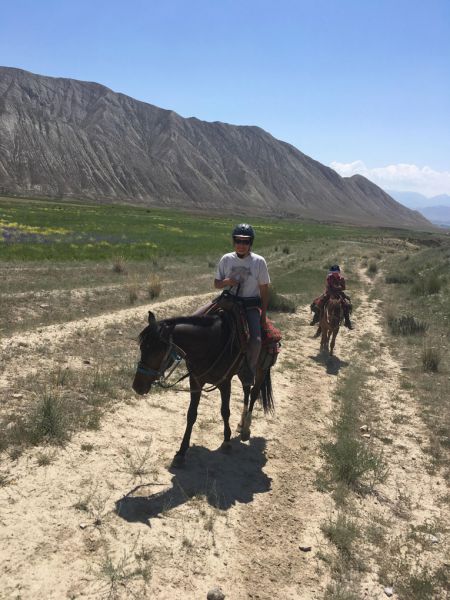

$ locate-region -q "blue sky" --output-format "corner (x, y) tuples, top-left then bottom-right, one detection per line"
(2, 0), (449, 196)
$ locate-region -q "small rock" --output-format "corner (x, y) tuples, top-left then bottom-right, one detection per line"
(428, 534), (439, 544)
(83, 359), (91, 365)
(12, 393), (23, 399)
(79, 523), (87, 530)
(6, 422), (16, 430)
(299, 546), (312, 552)
(360, 424), (369, 432)
(384, 587), (394, 597)
(207, 587), (225, 600)
(39, 304), (50, 309)
(362, 433), (371, 439)
(18, 341), (29, 347)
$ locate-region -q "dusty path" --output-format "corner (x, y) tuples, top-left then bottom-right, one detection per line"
(0, 281), (447, 599)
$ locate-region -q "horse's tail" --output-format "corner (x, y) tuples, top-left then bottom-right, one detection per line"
(259, 368), (275, 414)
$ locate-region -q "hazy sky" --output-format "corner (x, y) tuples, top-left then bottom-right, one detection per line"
(2, 0), (449, 196)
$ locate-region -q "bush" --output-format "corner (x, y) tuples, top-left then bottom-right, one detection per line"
(412, 274), (442, 296)
(385, 273), (413, 284)
(321, 513), (359, 555)
(112, 256), (127, 274)
(367, 261), (378, 276)
(282, 246), (290, 254)
(267, 287), (296, 313)
(29, 393), (69, 444)
(387, 314), (428, 336)
(147, 275), (162, 299)
(421, 346), (440, 372)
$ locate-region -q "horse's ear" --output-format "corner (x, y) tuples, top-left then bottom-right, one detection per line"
(148, 311), (157, 327)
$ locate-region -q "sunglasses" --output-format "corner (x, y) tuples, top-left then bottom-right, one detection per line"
(233, 238), (251, 245)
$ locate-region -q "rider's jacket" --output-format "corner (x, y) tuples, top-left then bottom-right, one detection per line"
(326, 272), (346, 296)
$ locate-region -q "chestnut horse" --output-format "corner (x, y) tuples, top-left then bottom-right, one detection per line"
(319, 297), (343, 355)
(132, 311), (275, 467)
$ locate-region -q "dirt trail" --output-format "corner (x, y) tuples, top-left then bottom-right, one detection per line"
(0, 280), (446, 599)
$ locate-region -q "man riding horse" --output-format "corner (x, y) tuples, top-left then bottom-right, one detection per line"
(310, 264), (353, 331)
(214, 223), (270, 386)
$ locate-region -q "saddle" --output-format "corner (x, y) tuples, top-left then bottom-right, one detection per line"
(206, 290), (250, 353)
(202, 290), (282, 368)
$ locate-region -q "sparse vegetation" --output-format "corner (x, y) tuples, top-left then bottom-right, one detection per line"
(387, 314), (428, 336)
(321, 512), (360, 556)
(367, 261), (378, 276)
(112, 255), (127, 274)
(385, 273), (413, 284)
(421, 344), (440, 372)
(267, 286), (296, 313)
(147, 274), (162, 299)
(29, 392), (69, 444)
(412, 273), (443, 296)
(319, 365), (387, 492)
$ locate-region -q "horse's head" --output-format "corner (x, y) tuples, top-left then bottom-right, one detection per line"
(132, 311), (172, 395)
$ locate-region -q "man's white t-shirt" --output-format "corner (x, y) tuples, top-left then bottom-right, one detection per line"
(215, 252), (270, 297)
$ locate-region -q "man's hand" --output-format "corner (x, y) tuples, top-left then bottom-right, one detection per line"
(260, 310), (268, 327)
(214, 277), (239, 289)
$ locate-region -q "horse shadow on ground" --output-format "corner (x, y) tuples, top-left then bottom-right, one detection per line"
(309, 352), (349, 376)
(115, 436), (271, 526)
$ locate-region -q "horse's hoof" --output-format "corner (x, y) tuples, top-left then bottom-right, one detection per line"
(171, 454), (186, 468)
(241, 431), (250, 442)
(221, 441), (232, 453)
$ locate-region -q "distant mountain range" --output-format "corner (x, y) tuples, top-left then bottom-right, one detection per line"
(0, 66), (431, 229)
(387, 191), (450, 227)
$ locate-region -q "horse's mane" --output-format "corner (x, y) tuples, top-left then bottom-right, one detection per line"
(162, 315), (221, 328)
(138, 315), (220, 344)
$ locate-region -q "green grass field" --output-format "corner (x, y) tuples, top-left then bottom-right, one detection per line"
(0, 195), (399, 262)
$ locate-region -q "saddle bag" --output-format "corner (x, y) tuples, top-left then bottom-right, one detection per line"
(260, 318), (282, 369)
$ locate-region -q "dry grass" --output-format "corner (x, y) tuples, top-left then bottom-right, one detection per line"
(147, 274), (162, 299)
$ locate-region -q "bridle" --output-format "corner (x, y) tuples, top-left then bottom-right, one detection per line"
(137, 329), (187, 383)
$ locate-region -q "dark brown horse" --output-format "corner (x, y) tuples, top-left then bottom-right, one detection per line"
(132, 310), (275, 467)
(319, 297), (343, 355)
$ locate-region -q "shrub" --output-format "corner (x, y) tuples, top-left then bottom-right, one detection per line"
(321, 513), (359, 555)
(282, 245), (290, 254)
(126, 281), (139, 304)
(385, 273), (413, 284)
(147, 275), (162, 299)
(412, 274), (442, 296)
(387, 314), (427, 336)
(367, 261), (378, 276)
(112, 256), (127, 274)
(29, 393), (69, 444)
(267, 287), (296, 313)
(421, 346), (440, 372)
(321, 435), (386, 489)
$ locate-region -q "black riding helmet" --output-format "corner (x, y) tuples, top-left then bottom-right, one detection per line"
(330, 264), (341, 272)
(232, 223), (255, 241)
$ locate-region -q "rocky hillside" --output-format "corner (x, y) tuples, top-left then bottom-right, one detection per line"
(0, 67), (430, 228)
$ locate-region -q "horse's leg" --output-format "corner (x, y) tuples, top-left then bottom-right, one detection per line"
(241, 367), (264, 441)
(172, 382), (201, 467)
(320, 326), (327, 352)
(237, 381), (251, 433)
(330, 328), (338, 356)
(219, 379), (232, 452)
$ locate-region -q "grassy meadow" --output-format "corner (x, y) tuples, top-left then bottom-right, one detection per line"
(0, 194), (378, 335)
